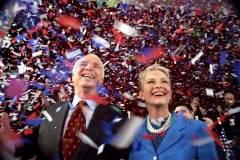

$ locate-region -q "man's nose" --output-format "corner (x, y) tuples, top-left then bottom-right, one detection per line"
(85, 64), (93, 70)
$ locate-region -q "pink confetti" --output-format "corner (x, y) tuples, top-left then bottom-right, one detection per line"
(4, 79), (27, 98)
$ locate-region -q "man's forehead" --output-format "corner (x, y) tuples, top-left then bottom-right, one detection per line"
(224, 93), (234, 98)
(79, 55), (102, 65)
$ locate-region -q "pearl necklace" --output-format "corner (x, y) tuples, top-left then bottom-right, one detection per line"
(147, 113), (172, 134)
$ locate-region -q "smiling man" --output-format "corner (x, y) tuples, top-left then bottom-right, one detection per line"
(0, 54), (129, 160)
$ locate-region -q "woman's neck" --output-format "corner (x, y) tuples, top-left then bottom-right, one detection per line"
(147, 105), (170, 120)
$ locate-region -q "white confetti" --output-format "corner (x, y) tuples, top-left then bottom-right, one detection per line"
(32, 50), (42, 58)
(97, 144), (105, 155)
(76, 131), (98, 149)
(191, 137), (214, 146)
(206, 88), (214, 97)
(137, 101), (146, 108)
(39, 14), (47, 19)
(91, 34), (110, 48)
(215, 90), (224, 96)
(41, 110), (53, 122)
(65, 49), (82, 59)
(113, 118), (122, 123)
(114, 21), (138, 37)
(110, 116), (143, 149)
(228, 107), (240, 115)
(191, 51), (204, 64)
(122, 92), (136, 100)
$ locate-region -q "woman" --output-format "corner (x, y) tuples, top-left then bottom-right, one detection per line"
(129, 64), (218, 160)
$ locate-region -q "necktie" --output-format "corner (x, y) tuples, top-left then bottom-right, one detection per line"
(62, 101), (87, 160)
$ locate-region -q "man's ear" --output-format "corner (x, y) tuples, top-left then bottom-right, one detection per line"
(139, 90), (144, 101)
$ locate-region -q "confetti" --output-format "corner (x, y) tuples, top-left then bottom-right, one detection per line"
(41, 110), (53, 122)
(97, 144), (105, 155)
(114, 21), (138, 37)
(109, 116), (143, 149)
(206, 88), (214, 97)
(76, 131), (98, 149)
(4, 79), (27, 98)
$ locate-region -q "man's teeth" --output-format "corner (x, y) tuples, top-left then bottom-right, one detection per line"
(153, 92), (164, 96)
(83, 74), (93, 79)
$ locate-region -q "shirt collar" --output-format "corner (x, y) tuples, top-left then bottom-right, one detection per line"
(71, 95), (98, 111)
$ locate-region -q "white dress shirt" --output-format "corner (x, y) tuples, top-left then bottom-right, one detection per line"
(63, 95), (98, 134)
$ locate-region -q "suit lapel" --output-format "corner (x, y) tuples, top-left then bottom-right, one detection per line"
(157, 113), (185, 154)
(73, 104), (108, 160)
(136, 117), (156, 154)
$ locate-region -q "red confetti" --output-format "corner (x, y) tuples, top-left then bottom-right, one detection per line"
(0, 31), (7, 37)
(24, 129), (33, 135)
(142, 133), (155, 140)
(86, 94), (109, 105)
(56, 14), (81, 29)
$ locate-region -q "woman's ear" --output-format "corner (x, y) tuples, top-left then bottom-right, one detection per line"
(139, 90), (144, 101)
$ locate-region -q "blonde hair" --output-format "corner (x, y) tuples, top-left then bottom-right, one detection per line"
(138, 64), (170, 90)
(72, 53), (104, 79)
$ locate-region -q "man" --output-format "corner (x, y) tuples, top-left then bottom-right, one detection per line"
(173, 101), (227, 160)
(0, 54), (129, 160)
(173, 102), (194, 119)
(59, 92), (70, 102)
(189, 99), (204, 121)
(216, 92), (240, 159)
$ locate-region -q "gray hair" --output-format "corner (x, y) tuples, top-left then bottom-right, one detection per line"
(138, 64), (170, 90)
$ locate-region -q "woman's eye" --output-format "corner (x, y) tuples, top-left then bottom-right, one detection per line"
(162, 80), (168, 83)
(148, 81), (154, 84)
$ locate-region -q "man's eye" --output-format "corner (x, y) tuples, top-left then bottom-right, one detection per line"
(80, 63), (87, 66)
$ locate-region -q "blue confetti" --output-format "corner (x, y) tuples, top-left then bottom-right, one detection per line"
(8, 96), (17, 107)
(102, 134), (119, 144)
(220, 51), (226, 65)
(26, 118), (43, 125)
(103, 121), (113, 136)
(16, 34), (26, 41)
(32, 82), (44, 89)
(136, 141), (142, 151)
(56, 54), (63, 61)
(177, 110), (184, 124)
(40, 71), (54, 79)
(234, 63), (240, 84)
(205, 37), (212, 42)
(43, 85), (50, 96)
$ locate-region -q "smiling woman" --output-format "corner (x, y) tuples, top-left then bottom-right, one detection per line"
(129, 64), (219, 160)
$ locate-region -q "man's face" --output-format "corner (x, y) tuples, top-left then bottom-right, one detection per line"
(224, 93), (235, 107)
(72, 54), (104, 93)
(60, 93), (69, 101)
(139, 70), (172, 109)
(174, 106), (194, 119)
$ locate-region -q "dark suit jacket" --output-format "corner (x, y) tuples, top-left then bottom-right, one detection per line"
(15, 100), (129, 160)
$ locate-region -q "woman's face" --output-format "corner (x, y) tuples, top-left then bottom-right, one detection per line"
(139, 70), (172, 109)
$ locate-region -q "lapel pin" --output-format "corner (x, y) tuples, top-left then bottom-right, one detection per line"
(54, 126), (57, 129)
(56, 106), (62, 112)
